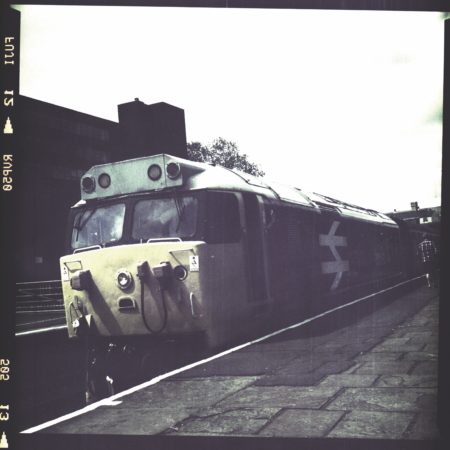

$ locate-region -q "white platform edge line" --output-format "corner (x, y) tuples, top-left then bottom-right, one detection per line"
(15, 325), (68, 337)
(21, 275), (424, 434)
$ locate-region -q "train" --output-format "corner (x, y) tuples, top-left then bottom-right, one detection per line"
(59, 153), (433, 399)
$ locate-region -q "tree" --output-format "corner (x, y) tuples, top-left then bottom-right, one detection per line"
(186, 138), (265, 177)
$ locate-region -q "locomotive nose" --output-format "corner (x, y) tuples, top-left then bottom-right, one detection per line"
(61, 242), (205, 339)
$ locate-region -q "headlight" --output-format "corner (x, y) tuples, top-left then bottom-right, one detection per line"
(166, 162), (181, 179)
(98, 173), (111, 188)
(116, 269), (133, 290)
(173, 265), (188, 280)
(148, 164), (162, 181)
(81, 176), (95, 193)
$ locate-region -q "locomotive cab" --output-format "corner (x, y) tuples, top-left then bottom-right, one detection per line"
(60, 154), (272, 349)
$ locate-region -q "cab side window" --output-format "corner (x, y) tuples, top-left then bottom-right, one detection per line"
(205, 192), (241, 243)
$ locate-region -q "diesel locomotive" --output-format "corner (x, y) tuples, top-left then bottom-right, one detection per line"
(60, 153), (424, 398)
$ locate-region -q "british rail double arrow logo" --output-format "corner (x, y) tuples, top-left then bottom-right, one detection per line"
(319, 221), (349, 290)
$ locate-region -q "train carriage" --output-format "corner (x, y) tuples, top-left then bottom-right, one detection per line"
(59, 153), (409, 397)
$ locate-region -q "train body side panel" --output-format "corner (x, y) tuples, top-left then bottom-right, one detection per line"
(196, 243), (255, 348)
(263, 201), (405, 321)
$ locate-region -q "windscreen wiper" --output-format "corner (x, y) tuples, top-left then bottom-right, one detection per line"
(174, 196), (186, 232)
(74, 207), (97, 241)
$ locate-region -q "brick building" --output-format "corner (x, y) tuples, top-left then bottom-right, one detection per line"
(15, 95), (187, 281)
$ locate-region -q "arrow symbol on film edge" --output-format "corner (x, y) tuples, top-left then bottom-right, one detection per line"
(3, 117), (13, 134)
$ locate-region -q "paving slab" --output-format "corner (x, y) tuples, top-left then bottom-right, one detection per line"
(259, 409), (344, 438)
(326, 387), (436, 412)
(388, 328), (418, 338)
(375, 374), (437, 388)
(254, 372), (325, 387)
(123, 377), (259, 409)
(314, 341), (378, 355)
(255, 355), (326, 375)
(217, 386), (341, 409)
(167, 407), (281, 435)
(318, 374), (378, 388)
(170, 351), (297, 378)
(422, 343), (439, 353)
(370, 338), (425, 353)
(351, 361), (415, 375)
(402, 351), (438, 361)
(254, 359), (356, 386)
(47, 406), (192, 435)
(410, 361), (438, 375)
(406, 318), (433, 326)
(406, 332), (436, 342)
(354, 352), (403, 362)
(327, 410), (414, 439)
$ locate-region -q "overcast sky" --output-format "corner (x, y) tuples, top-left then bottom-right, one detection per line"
(15, 5), (444, 213)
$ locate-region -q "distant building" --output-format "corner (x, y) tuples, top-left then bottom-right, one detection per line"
(387, 204), (441, 236)
(16, 95), (187, 281)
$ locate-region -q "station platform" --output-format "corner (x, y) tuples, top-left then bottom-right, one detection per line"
(22, 284), (440, 448)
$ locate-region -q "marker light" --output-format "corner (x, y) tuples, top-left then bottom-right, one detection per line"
(173, 265), (188, 280)
(81, 176), (96, 193)
(70, 270), (92, 291)
(148, 164), (162, 181)
(166, 162), (181, 179)
(116, 269), (133, 290)
(98, 173), (111, 188)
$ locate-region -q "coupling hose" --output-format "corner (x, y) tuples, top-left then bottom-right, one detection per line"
(138, 270), (168, 334)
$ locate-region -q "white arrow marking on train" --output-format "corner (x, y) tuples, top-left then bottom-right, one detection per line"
(319, 221), (349, 290)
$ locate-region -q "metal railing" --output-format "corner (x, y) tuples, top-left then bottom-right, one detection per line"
(16, 280), (64, 311)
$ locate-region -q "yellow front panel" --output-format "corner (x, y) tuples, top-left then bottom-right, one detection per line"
(60, 242), (207, 338)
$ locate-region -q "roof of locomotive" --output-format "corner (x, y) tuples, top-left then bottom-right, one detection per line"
(76, 153), (397, 227)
